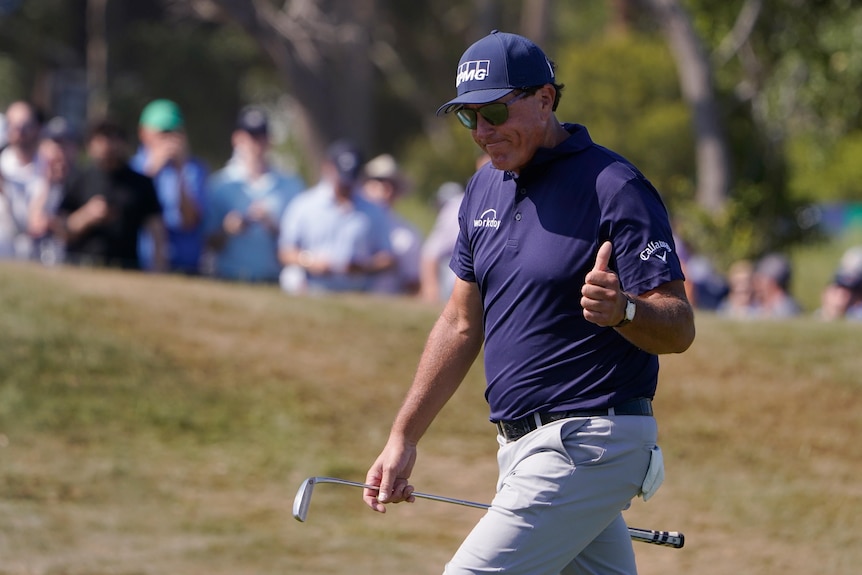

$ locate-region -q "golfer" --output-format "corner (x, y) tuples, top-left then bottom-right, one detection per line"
(363, 30), (695, 575)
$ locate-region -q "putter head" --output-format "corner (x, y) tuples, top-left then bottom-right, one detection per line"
(292, 477), (316, 522)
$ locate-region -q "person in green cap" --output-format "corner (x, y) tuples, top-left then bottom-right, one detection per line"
(131, 98), (209, 274)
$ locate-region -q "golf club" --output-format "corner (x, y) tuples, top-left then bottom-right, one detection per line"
(293, 476), (685, 549)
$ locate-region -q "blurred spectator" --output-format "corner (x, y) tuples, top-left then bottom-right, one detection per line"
(671, 229), (728, 312)
(420, 181), (465, 304)
(278, 139), (393, 294)
(681, 253), (729, 312)
(204, 106), (304, 283)
(0, 173), (14, 257)
(717, 259), (758, 318)
(27, 116), (82, 265)
(131, 98), (208, 274)
(0, 111), (7, 148)
(419, 154), (489, 304)
(0, 100), (46, 259)
(58, 119), (167, 271)
(361, 153), (422, 295)
(818, 246), (862, 321)
(753, 253), (801, 318)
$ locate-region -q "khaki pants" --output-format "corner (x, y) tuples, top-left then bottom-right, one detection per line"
(444, 415), (657, 575)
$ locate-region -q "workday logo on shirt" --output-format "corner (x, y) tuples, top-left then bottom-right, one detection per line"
(456, 60), (491, 87)
(474, 208), (501, 230)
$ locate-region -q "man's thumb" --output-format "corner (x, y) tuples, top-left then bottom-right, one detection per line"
(592, 241), (613, 272)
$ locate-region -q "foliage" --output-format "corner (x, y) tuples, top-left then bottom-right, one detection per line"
(554, 35), (695, 209)
(788, 130), (862, 202)
(674, 181), (823, 270)
(111, 18), (265, 168)
(1, 0), (861, 264)
(689, 0), (862, 201)
(0, 0), (84, 104)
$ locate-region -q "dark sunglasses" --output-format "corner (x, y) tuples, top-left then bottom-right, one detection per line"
(455, 91), (530, 130)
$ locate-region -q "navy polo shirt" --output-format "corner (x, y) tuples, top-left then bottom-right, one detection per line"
(451, 123), (684, 422)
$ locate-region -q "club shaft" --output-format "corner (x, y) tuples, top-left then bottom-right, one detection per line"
(329, 478), (489, 510)
(306, 477), (684, 548)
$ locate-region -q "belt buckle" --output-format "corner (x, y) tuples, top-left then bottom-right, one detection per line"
(497, 419), (526, 443)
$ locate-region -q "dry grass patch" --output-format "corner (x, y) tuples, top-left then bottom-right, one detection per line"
(1, 262), (860, 574)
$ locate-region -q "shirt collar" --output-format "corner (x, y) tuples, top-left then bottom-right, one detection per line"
(503, 123), (593, 181)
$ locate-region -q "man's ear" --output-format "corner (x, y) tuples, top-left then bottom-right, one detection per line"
(538, 85), (556, 113)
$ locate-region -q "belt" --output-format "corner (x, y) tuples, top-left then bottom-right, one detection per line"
(495, 398), (653, 443)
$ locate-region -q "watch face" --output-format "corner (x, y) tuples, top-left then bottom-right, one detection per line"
(625, 298), (636, 321)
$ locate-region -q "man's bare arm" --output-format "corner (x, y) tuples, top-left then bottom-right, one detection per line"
(364, 278), (484, 511)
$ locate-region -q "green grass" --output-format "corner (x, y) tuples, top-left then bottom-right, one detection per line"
(1, 261), (861, 574)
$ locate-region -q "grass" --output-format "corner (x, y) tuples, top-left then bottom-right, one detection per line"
(790, 229), (862, 312)
(1, 261), (861, 574)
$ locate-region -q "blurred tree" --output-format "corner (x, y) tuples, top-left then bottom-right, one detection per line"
(554, 36), (694, 210)
(178, 0), (530, 182)
(2, 0), (858, 263)
(641, 0), (731, 213)
(0, 0), (87, 118)
(181, 0), (378, 175)
(0, 1), (267, 168)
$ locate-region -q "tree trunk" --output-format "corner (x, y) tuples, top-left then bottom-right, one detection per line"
(86, 0), (109, 121)
(198, 0), (377, 178)
(642, 0), (730, 213)
(520, 0), (551, 44)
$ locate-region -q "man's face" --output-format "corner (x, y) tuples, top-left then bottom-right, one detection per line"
(233, 130), (269, 162)
(5, 102), (39, 150)
(465, 86), (553, 173)
(38, 139), (70, 183)
(88, 134), (126, 169)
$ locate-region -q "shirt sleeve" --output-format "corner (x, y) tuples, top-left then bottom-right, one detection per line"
(449, 191), (477, 283)
(599, 173), (684, 295)
(278, 197), (303, 249)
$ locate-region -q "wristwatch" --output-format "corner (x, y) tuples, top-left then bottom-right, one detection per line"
(614, 294), (636, 328)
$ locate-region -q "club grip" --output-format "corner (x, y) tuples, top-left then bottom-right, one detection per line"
(627, 527), (685, 548)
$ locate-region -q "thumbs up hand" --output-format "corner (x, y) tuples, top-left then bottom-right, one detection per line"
(581, 241), (627, 327)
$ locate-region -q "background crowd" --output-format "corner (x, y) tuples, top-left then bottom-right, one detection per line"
(0, 98), (467, 304)
(1, 98), (861, 320)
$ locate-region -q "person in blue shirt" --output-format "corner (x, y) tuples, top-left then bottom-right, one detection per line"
(131, 99), (208, 274)
(819, 245), (862, 321)
(363, 31), (695, 575)
(278, 140), (394, 294)
(361, 153), (423, 296)
(204, 106), (304, 283)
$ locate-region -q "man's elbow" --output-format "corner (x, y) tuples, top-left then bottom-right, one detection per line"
(672, 321), (696, 354)
(667, 307), (696, 354)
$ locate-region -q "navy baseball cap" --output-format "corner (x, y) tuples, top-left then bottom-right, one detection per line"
(236, 106), (269, 135)
(436, 30), (555, 116)
(40, 116), (79, 143)
(326, 139), (364, 185)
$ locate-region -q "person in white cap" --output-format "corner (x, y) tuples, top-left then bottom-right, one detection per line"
(361, 153), (422, 295)
(819, 245), (862, 321)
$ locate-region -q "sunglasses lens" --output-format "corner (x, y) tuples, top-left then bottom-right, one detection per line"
(479, 104), (508, 126)
(455, 109), (478, 130)
(454, 99), (514, 130)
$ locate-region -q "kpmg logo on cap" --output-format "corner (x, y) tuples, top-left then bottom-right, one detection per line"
(456, 60), (491, 87)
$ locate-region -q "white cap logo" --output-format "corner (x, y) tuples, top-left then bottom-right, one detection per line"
(456, 60), (490, 87)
